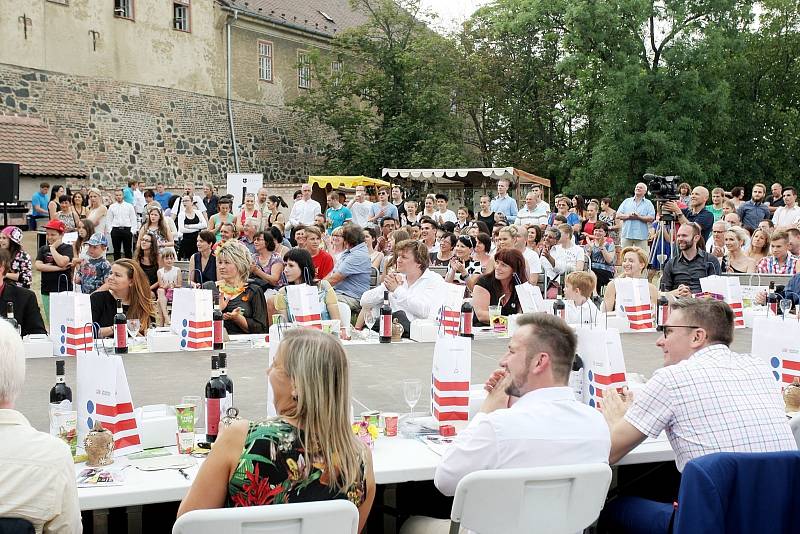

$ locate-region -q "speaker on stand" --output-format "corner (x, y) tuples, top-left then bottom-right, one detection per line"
(0, 163), (21, 228)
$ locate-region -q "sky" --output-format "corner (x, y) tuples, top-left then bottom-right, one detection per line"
(419, 0), (493, 33)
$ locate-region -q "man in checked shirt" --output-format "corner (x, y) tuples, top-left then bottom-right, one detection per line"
(601, 299), (796, 532)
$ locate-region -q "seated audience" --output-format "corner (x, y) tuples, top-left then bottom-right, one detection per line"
(362, 227), (384, 270)
(472, 248), (528, 325)
(601, 299), (796, 533)
(430, 232), (456, 266)
(91, 259), (156, 337)
(563, 271), (600, 324)
(0, 320), (81, 532)
(238, 217), (258, 255)
(660, 223), (720, 297)
(250, 231), (285, 291)
(177, 328), (375, 531)
(747, 227), (770, 264)
(208, 197), (236, 242)
(0, 250), (46, 336)
(444, 235), (481, 289)
(473, 232), (494, 274)
(272, 248), (341, 324)
(603, 247), (658, 312)
(156, 247), (181, 327)
(327, 225), (371, 315)
(722, 226), (756, 273)
(0, 226), (32, 289)
(523, 225), (543, 285)
(74, 233), (111, 294)
(584, 221), (615, 291)
(191, 230), (217, 285)
(303, 226), (334, 280)
(756, 229), (798, 274)
(134, 233), (160, 290)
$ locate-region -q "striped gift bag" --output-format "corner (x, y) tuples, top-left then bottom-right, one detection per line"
(171, 288), (214, 350)
(431, 335), (471, 425)
(576, 327), (628, 411)
(699, 275), (746, 328)
(616, 277), (655, 331)
(286, 284), (322, 330)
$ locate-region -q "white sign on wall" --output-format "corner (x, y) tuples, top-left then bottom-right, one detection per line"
(226, 173), (264, 208)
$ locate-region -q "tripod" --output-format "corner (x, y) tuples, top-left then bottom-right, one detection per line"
(650, 201), (677, 288)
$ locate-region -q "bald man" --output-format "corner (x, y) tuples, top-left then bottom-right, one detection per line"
(665, 186), (714, 242)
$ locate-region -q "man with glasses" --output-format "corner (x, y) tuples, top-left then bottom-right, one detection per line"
(367, 187), (398, 228)
(705, 220), (729, 260)
(601, 299), (795, 532)
(660, 223), (720, 298)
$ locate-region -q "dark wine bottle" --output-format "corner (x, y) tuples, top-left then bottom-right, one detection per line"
(114, 299), (127, 354)
(568, 354), (585, 402)
(49, 359), (73, 436)
(657, 296), (670, 327)
(218, 352), (234, 414)
(459, 300), (474, 338)
(6, 302), (19, 335)
(213, 294), (224, 350)
(379, 290), (392, 343)
(767, 292), (779, 316)
(205, 355), (226, 443)
(553, 298), (566, 320)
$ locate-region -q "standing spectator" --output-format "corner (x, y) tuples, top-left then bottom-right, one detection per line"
(264, 195), (288, 231)
(74, 232), (111, 294)
(432, 193), (457, 225)
(34, 220), (74, 319)
(756, 230), (798, 274)
(55, 195), (78, 232)
(519, 186), (550, 227)
(616, 182), (656, 255)
(86, 187), (108, 238)
(454, 206), (470, 232)
(660, 223), (721, 297)
(132, 180), (147, 221)
(255, 187), (270, 227)
(548, 196), (582, 235)
(737, 183), (771, 230)
(288, 183), (321, 229)
(730, 186), (746, 209)
(677, 182), (692, 205)
(368, 187), (399, 227)
(154, 182), (173, 211)
(73, 218), (95, 261)
(348, 185), (373, 228)
(123, 179), (135, 205)
(325, 191), (352, 233)
(664, 186), (714, 242)
(767, 182), (784, 213)
(419, 195), (438, 221)
(391, 185), (406, 222)
(572, 195), (587, 221)
(202, 183), (219, 217)
(177, 194), (207, 259)
(304, 226), (334, 280)
(172, 181), (207, 224)
(134, 234), (159, 289)
(598, 197), (617, 238)
(107, 189), (137, 260)
(0, 227), (32, 289)
(327, 224), (372, 314)
(579, 201), (600, 244)
(29, 181), (49, 230)
(237, 193), (260, 236)
(490, 178), (517, 223)
(190, 230), (217, 285)
(0, 320), (81, 532)
(208, 197), (236, 242)
(772, 187), (800, 229)
(476, 195), (495, 234)
(46, 184), (65, 220)
(402, 200), (418, 226)
(706, 187), (726, 221)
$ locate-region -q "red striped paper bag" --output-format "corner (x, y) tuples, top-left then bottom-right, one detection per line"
(431, 335), (471, 427)
(615, 277), (655, 331)
(171, 288), (214, 350)
(576, 327), (627, 410)
(700, 275), (745, 328)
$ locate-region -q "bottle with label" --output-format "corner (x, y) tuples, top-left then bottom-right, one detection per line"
(217, 352), (234, 414)
(459, 300), (474, 338)
(113, 299), (128, 354)
(767, 292), (779, 316)
(379, 290), (392, 343)
(553, 298), (566, 320)
(6, 302), (20, 335)
(568, 354), (585, 402)
(205, 355), (226, 443)
(49, 360), (73, 436)
(657, 296), (670, 327)
(213, 294), (224, 350)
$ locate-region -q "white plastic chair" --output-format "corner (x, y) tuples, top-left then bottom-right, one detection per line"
(172, 500), (359, 534)
(338, 301), (352, 328)
(448, 464), (612, 534)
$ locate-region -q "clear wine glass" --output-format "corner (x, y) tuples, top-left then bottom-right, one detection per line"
(127, 318), (141, 344)
(364, 308), (376, 339)
(780, 299), (793, 320)
(403, 379), (422, 418)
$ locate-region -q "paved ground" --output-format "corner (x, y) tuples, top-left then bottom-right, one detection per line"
(18, 329), (754, 433)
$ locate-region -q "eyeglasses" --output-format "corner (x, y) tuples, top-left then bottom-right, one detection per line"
(657, 324), (701, 337)
(379, 191), (388, 195)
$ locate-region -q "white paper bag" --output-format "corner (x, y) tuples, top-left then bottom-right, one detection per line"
(615, 278), (655, 331)
(77, 351), (142, 457)
(437, 283), (467, 336)
(286, 284), (322, 329)
(576, 327), (627, 410)
(516, 282), (545, 313)
(170, 288), (214, 350)
(49, 291), (94, 356)
(700, 275), (745, 328)
(266, 321), (293, 417)
(751, 317), (800, 390)
(431, 335), (471, 425)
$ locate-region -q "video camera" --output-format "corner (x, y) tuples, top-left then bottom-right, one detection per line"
(644, 174), (680, 202)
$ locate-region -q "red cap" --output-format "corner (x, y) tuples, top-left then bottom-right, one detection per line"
(439, 425), (456, 437)
(43, 219), (67, 233)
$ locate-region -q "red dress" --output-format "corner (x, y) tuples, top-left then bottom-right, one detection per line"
(312, 250), (334, 280)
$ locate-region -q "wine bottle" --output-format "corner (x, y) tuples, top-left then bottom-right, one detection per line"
(568, 354), (585, 402)
(114, 299), (128, 354)
(553, 298), (566, 320)
(459, 300), (474, 338)
(213, 294), (224, 350)
(49, 360), (73, 436)
(767, 292), (779, 316)
(205, 355), (226, 443)
(657, 296), (670, 327)
(6, 302), (20, 335)
(217, 352), (234, 415)
(379, 290), (392, 343)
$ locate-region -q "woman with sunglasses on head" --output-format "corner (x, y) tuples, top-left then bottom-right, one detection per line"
(444, 235), (482, 289)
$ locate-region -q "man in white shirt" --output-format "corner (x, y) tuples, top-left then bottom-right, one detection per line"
(360, 240), (444, 335)
(256, 187), (270, 230)
(0, 320), (82, 533)
(432, 193), (457, 225)
(132, 180), (147, 221)
(288, 183), (322, 229)
(772, 186), (800, 229)
(402, 313), (610, 533)
(601, 298), (796, 532)
(106, 188), (138, 260)
(347, 185), (373, 227)
(516, 187), (550, 227)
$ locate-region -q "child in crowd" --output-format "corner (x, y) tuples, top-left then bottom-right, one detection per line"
(455, 206), (471, 232)
(156, 247), (181, 326)
(563, 271), (600, 324)
(74, 233), (111, 294)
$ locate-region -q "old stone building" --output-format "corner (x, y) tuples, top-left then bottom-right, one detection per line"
(0, 0), (367, 194)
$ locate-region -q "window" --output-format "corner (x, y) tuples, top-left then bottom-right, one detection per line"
(173, 1), (190, 32)
(114, 0), (133, 19)
(331, 61), (342, 86)
(298, 51), (311, 89)
(258, 40), (273, 82)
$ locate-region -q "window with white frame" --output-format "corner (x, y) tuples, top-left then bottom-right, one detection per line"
(114, 0), (133, 19)
(173, 1), (190, 32)
(258, 40), (273, 82)
(298, 51), (311, 89)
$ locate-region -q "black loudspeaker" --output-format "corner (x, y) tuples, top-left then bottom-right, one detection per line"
(0, 163), (20, 203)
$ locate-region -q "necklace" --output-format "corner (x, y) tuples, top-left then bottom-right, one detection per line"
(219, 282), (245, 298)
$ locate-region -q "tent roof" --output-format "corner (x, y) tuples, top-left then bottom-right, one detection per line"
(381, 167), (550, 187)
(308, 175), (392, 189)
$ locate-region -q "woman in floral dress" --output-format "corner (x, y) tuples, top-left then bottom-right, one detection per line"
(177, 329), (375, 530)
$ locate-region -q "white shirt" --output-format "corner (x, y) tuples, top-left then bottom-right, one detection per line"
(433, 209), (457, 225)
(434, 387), (610, 497)
(516, 201), (550, 227)
(772, 205), (800, 228)
(546, 244), (584, 278)
(0, 409), (82, 533)
(288, 198), (322, 227)
(349, 199), (373, 227)
(523, 248), (542, 277)
(172, 194), (207, 224)
(625, 344), (796, 472)
(564, 299), (601, 325)
(360, 268), (445, 321)
(132, 189), (147, 215)
(106, 201), (138, 230)
(178, 210), (208, 235)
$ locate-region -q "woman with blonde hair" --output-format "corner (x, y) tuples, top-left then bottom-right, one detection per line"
(747, 228), (770, 264)
(203, 239), (267, 334)
(723, 226), (756, 273)
(86, 187), (108, 236)
(90, 259), (156, 336)
(178, 328), (375, 528)
(603, 246), (658, 312)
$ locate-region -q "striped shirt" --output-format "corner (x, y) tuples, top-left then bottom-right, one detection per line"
(756, 254), (799, 275)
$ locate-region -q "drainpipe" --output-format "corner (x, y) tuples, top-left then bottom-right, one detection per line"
(226, 10), (241, 173)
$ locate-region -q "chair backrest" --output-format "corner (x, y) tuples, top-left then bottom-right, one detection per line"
(172, 500), (359, 534)
(369, 267), (379, 288)
(450, 464), (612, 534)
(0, 518), (34, 534)
(429, 265), (449, 279)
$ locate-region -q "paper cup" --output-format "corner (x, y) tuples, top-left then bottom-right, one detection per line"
(53, 410), (78, 456)
(383, 412), (399, 437)
(360, 410), (379, 427)
(176, 431), (195, 454)
(175, 404), (195, 433)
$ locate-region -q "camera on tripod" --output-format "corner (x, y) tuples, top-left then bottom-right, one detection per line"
(644, 173), (681, 222)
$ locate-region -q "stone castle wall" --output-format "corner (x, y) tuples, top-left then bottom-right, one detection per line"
(0, 63), (330, 190)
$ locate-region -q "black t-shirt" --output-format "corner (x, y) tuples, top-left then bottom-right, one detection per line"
(90, 291), (129, 329)
(36, 243), (73, 294)
(768, 196), (785, 209)
(474, 275), (520, 325)
(477, 212), (495, 234)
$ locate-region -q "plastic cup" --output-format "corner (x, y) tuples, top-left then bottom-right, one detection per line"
(383, 412), (399, 437)
(53, 410), (78, 456)
(176, 431), (195, 454)
(360, 410), (379, 427)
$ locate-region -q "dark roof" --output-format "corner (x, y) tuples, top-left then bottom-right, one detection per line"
(220, 0), (369, 38)
(0, 115), (87, 177)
